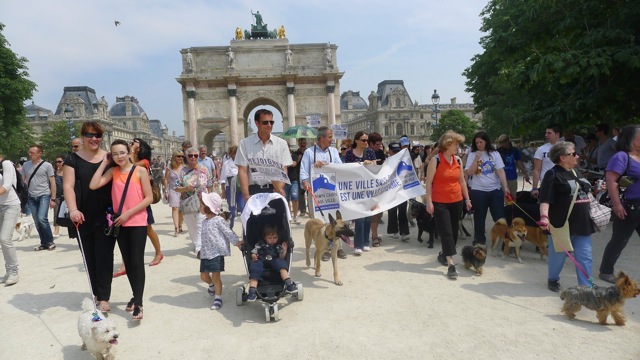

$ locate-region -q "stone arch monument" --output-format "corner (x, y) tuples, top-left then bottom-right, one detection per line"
(176, 14), (343, 150)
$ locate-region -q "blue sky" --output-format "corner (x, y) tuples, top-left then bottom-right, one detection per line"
(2, 0), (487, 135)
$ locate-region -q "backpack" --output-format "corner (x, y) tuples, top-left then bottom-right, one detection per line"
(435, 154), (462, 168)
(0, 160), (29, 213)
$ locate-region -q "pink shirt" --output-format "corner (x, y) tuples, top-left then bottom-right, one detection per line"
(111, 166), (147, 227)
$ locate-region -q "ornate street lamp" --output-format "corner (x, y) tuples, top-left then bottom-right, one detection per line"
(431, 89), (440, 128)
(64, 105), (75, 140)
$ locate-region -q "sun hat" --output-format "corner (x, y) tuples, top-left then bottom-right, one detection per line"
(388, 142), (402, 153)
(399, 137), (410, 146)
(201, 192), (222, 215)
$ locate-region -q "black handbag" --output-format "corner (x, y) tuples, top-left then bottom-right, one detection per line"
(105, 166), (136, 238)
(598, 153), (635, 208)
(56, 196), (74, 228)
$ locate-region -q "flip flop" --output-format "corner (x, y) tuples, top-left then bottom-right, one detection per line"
(149, 254), (164, 266)
(113, 270), (126, 278)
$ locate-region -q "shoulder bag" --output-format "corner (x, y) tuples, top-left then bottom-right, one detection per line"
(548, 170), (579, 253)
(598, 152), (635, 208)
(105, 166), (137, 238)
(179, 168), (201, 214)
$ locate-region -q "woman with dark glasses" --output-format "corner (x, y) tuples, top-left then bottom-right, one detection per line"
(165, 150), (185, 236)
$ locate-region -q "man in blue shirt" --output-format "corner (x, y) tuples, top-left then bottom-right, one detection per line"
(496, 134), (529, 197)
(198, 145), (216, 192)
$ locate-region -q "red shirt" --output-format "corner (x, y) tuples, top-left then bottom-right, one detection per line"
(431, 153), (463, 204)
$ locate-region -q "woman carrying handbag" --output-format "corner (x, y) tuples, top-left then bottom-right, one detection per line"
(177, 147), (212, 258)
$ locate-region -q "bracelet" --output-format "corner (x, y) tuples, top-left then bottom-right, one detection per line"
(532, 187), (538, 191)
(465, 199), (471, 203)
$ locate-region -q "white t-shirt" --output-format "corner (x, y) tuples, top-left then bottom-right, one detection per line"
(464, 150), (505, 191)
(534, 143), (554, 183)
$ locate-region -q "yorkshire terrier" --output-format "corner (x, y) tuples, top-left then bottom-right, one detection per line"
(461, 244), (487, 275)
(560, 271), (640, 326)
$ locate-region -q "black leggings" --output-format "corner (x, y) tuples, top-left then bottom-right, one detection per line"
(599, 205), (640, 275)
(77, 224), (117, 302)
(433, 201), (463, 257)
(117, 226), (147, 307)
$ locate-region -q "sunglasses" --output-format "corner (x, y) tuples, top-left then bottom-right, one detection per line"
(359, 138), (368, 142)
(71, 145), (79, 149)
(565, 152), (578, 157)
(340, 147), (347, 151)
(55, 160), (64, 163)
(176, 155), (184, 159)
(261, 120), (275, 125)
(187, 154), (199, 158)
(83, 132), (102, 139)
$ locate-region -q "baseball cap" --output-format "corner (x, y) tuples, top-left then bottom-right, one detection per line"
(399, 137), (410, 146)
(201, 192), (222, 215)
(388, 142), (402, 153)
(496, 134), (509, 144)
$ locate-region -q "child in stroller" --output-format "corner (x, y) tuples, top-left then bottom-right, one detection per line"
(236, 193), (303, 321)
(247, 224), (297, 301)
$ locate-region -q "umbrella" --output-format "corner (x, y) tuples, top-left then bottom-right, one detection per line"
(280, 125), (317, 139)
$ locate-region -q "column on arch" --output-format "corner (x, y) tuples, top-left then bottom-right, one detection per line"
(186, 85), (197, 143)
(286, 81), (296, 129)
(227, 85), (239, 146)
(326, 81), (336, 126)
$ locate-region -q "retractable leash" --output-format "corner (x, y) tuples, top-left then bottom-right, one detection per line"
(74, 222), (102, 321)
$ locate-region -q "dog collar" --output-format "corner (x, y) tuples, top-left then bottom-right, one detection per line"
(91, 313), (102, 322)
(323, 226), (334, 243)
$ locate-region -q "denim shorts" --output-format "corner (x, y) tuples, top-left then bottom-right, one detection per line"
(200, 255), (225, 273)
(284, 180), (299, 201)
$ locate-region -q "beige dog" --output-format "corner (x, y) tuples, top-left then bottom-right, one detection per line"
(305, 210), (354, 286)
(490, 217), (528, 263)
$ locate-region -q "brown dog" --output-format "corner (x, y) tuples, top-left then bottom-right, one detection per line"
(524, 225), (548, 259)
(305, 210), (354, 286)
(490, 217), (527, 263)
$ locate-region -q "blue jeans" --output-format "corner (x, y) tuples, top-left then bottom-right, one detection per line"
(547, 234), (592, 286)
(354, 217), (372, 250)
(469, 189), (505, 244)
(284, 180), (299, 201)
(225, 184), (245, 229)
(28, 195), (54, 246)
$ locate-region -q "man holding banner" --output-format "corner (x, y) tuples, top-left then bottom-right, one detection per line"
(235, 109), (292, 200)
(300, 126), (344, 259)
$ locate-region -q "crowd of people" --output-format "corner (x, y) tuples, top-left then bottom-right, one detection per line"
(0, 111), (637, 316)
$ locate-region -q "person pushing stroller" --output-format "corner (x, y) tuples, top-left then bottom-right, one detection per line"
(247, 224), (298, 301)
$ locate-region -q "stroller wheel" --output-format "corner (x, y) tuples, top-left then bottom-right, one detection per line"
(296, 282), (304, 301)
(236, 287), (244, 306)
(264, 305), (271, 322)
(272, 305), (279, 321)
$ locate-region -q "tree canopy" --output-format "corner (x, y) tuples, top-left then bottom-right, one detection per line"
(431, 109), (479, 143)
(464, 0), (640, 140)
(39, 121), (80, 161)
(0, 23), (37, 160)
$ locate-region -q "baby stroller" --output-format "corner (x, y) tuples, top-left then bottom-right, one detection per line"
(236, 193), (303, 322)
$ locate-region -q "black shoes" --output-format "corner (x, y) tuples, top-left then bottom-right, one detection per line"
(447, 265), (458, 280)
(437, 252), (447, 266)
(547, 280), (560, 292)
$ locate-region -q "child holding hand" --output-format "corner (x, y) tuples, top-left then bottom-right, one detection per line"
(199, 192), (241, 310)
(247, 224), (297, 301)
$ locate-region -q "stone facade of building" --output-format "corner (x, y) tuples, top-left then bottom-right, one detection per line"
(340, 80), (481, 144)
(26, 86), (183, 159)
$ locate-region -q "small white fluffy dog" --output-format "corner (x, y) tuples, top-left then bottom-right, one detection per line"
(14, 217), (34, 242)
(78, 298), (119, 360)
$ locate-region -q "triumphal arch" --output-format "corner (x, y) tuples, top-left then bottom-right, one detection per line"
(176, 12), (344, 150)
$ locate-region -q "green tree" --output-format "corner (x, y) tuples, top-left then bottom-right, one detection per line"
(464, 0), (640, 139)
(0, 23), (37, 159)
(431, 109), (479, 143)
(39, 121), (80, 161)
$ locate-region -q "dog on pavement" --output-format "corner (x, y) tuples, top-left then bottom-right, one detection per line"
(305, 210), (354, 286)
(14, 217), (34, 242)
(490, 217), (527, 263)
(560, 271), (640, 325)
(409, 199), (436, 247)
(461, 244), (487, 275)
(78, 298), (119, 360)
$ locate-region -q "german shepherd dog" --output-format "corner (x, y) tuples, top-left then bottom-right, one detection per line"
(305, 210), (355, 286)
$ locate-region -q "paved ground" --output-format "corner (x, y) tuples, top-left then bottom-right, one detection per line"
(1, 185), (640, 359)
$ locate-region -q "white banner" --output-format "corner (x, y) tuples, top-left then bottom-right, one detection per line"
(247, 158), (290, 184)
(309, 149), (425, 221)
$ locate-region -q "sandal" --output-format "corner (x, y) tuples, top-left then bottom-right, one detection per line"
(178, 226), (183, 233)
(372, 237), (381, 247)
(98, 301), (111, 313)
(174, 227), (178, 237)
(125, 298), (135, 312)
(149, 254), (164, 266)
(113, 270), (126, 278)
(132, 305), (143, 320)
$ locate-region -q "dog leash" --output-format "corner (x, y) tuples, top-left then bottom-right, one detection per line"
(552, 237), (595, 288)
(306, 184), (328, 223)
(74, 222), (101, 321)
(505, 193), (538, 224)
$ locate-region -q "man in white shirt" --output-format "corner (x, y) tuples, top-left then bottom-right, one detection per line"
(198, 145), (216, 192)
(235, 109), (293, 201)
(531, 124), (562, 198)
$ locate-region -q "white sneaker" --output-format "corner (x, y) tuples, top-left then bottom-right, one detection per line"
(401, 234), (410, 242)
(4, 273), (18, 286)
(354, 248), (363, 256)
(390, 233), (399, 239)
(363, 246), (371, 251)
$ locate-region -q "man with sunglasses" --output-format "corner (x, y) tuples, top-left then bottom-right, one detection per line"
(71, 138), (83, 153)
(235, 109), (292, 200)
(23, 145), (56, 251)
